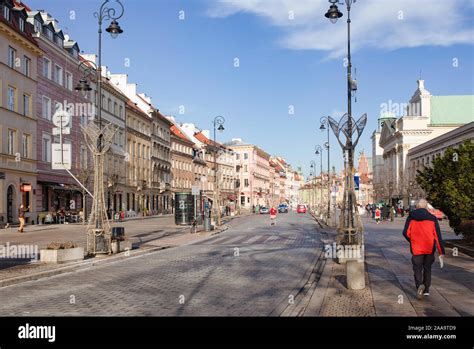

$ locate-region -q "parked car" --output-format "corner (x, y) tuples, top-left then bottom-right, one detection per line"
(297, 204), (307, 214)
(278, 204), (289, 213)
(260, 207), (270, 214)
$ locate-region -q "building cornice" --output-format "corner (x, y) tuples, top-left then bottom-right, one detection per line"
(0, 22), (43, 55)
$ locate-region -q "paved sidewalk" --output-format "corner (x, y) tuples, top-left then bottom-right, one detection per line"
(304, 216), (474, 316)
(0, 214), (237, 285)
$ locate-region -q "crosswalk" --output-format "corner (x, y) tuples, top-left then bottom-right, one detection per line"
(200, 233), (300, 246)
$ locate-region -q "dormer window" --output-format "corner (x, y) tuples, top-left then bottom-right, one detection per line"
(72, 48), (78, 58)
(55, 35), (62, 47)
(44, 27), (53, 40)
(3, 5), (10, 21)
(19, 17), (25, 32)
(34, 19), (41, 33)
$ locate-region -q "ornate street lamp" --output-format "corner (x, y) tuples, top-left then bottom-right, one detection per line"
(320, 116), (331, 221)
(213, 115), (225, 227)
(75, 0), (124, 256)
(324, 0), (367, 290)
(325, 0), (343, 24)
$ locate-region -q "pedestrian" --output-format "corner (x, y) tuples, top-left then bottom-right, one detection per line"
(18, 204), (28, 233)
(270, 206), (277, 226)
(402, 198), (445, 300)
(390, 205), (395, 222)
(375, 207), (381, 224)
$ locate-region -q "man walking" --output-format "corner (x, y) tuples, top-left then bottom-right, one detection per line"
(402, 199), (445, 300)
(18, 204), (28, 233)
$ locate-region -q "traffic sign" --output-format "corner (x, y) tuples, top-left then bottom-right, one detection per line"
(52, 109), (71, 129)
(52, 143), (71, 170)
(192, 186), (200, 196)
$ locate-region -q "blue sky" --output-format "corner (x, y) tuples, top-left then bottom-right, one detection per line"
(27, 0), (474, 175)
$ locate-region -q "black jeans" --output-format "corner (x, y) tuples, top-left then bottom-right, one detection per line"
(412, 253), (435, 292)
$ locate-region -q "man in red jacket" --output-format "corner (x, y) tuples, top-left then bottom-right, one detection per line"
(402, 199), (445, 300)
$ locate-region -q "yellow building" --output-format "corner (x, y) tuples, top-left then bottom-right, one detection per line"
(0, 1), (43, 225)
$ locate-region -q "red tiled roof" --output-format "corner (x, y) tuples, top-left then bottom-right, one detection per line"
(171, 125), (194, 145)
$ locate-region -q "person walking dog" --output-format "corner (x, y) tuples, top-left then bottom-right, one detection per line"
(402, 199), (445, 300)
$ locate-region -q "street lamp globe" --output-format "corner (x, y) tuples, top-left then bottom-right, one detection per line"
(106, 20), (123, 39)
(75, 79), (92, 92)
(217, 124), (225, 132)
(325, 3), (343, 23)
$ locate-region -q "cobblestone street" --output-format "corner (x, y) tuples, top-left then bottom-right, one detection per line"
(0, 213), (322, 316)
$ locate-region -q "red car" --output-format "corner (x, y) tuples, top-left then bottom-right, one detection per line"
(297, 204), (307, 214)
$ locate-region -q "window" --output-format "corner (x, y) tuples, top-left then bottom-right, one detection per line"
(236, 153), (240, 160)
(7, 86), (15, 111)
(65, 72), (73, 90)
(43, 57), (51, 79)
(80, 146), (88, 168)
(3, 5), (10, 21)
(23, 56), (31, 77)
(22, 134), (30, 158)
(80, 114), (88, 127)
(19, 17), (25, 32)
(244, 179), (249, 187)
(45, 28), (53, 40)
(42, 96), (51, 120)
(119, 106), (123, 118)
(22, 94), (30, 116)
(7, 129), (15, 155)
(244, 153), (248, 160)
(54, 65), (63, 85)
(244, 165), (248, 173)
(8, 46), (16, 68)
(42, 136), (51, 162)
(34, 19), (41, 33)
(55, 34), (62, 47)
(54, 101), (62, 114)
(114, 102), (118, 116)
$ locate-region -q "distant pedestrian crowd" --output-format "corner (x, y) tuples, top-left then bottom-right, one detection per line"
(365, 203), (412, 224)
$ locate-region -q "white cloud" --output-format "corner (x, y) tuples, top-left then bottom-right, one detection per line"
(207, 0), (474, 58)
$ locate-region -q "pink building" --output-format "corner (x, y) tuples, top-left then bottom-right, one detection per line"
(27, 10), (91, 220)
(225, 138), (271, 210)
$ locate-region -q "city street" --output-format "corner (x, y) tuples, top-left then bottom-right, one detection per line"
(0, 212), (322, 316)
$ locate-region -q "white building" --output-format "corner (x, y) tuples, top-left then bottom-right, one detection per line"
(373, 80), (474, 206)
(406, 121), (474, 202)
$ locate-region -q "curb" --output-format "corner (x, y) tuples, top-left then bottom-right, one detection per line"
(444, 239), (474, 258)
(0, 246), (169, 289)
(0, 224), (232, 288)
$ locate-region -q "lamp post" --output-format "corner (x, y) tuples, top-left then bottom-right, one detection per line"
(324, 0), (367, 289)
(310, 160), (316, 210)
(213, 115), (225, 227)
(75, 0), (124, 255)
(315, 145), (323, 215)
(320, 116), (331, 220)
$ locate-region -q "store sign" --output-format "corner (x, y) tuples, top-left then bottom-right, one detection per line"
(21, 184), (32, 192)
(52, 143), (72, 170)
